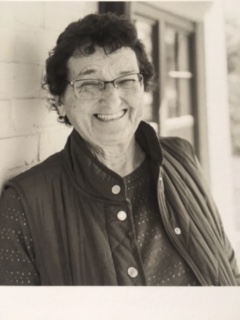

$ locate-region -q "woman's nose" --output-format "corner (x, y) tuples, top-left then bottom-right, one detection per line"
(100, 83), (121, 103)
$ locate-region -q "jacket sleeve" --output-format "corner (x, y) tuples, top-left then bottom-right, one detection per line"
(0, 187), (40, 285)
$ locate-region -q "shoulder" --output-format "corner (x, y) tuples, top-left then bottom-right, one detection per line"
(159, 136), (196, 166)
(160, 136), (194, 153)
(7, 150), (65, 190)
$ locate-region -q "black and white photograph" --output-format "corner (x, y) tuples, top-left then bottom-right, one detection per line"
(0, 0), (239, 318)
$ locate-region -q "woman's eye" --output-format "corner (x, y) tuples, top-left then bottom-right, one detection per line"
(118, 79), (135, 86)
(76, 81), (100, 90)
(82, 81), (99, 87)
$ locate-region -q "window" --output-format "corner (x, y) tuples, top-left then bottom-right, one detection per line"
(165, 26), (193, 119)
(99, 2), (198, 150)
(133, 3), (196, 147)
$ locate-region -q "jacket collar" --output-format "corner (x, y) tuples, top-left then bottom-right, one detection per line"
(64, 121), (163, 201)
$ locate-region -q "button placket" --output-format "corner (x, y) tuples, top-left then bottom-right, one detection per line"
(105, 202), (143, 284)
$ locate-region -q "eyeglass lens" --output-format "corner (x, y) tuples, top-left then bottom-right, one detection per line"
(73, 73), (143, 100)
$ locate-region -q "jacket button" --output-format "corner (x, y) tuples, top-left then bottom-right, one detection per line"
(112, 185), (121, 194)
(174, 227), (181, 235)
(117, 211), (127, 221)
(127, 267), (138, 278)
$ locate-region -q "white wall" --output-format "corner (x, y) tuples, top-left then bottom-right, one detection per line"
(0, 1), (98, 191)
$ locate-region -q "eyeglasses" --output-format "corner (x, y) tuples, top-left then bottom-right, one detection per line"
(67, 73), (143, 100)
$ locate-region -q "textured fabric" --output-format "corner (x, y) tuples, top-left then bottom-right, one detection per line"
(0, 188), (39, 285)
(0, 156), (198, 286)
(1, 121), (239, 285)
(160, 139), (240, 285)
(124, 157), (199, 286)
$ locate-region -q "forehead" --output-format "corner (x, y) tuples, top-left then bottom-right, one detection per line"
(67, 47), (139, 79)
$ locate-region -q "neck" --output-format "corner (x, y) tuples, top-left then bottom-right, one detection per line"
(88, 138), (146, 177)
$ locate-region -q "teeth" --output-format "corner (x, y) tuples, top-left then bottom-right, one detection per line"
(95, 110), (126, 121)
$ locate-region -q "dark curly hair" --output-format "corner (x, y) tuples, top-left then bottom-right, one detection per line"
(44, 12), (154, 125)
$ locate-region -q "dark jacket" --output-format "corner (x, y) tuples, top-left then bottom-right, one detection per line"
(8, 121), (240, 285)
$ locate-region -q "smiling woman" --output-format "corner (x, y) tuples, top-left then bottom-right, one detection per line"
(0, 12), (239, 286)
(61, 47), (145, 169)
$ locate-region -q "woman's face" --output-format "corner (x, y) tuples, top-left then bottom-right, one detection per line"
(61, 47), (145, 149)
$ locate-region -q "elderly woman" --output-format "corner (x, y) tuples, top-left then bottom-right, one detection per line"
(0, 13), (239, 286)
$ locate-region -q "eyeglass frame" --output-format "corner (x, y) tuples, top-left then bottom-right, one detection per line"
(66, 72), (144, 100)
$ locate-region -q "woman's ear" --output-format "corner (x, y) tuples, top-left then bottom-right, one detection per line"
(55, 97), (66, 117)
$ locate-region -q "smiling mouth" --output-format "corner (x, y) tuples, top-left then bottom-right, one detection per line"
(94, 109), (127, 122)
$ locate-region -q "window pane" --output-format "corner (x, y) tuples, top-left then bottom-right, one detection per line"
(165, 27), (178, 71)
(177, 32), (191, 71)
(166, 78), (178, 118)
(179, 78), (192, 116)
(135, 19), (153, 62)
(134, 17), (156, 122)
(177, 32), (192, 116)
(165, 26), (193, 118)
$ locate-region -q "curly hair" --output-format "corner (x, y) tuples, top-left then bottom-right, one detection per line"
(44, 12), (154, 125)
